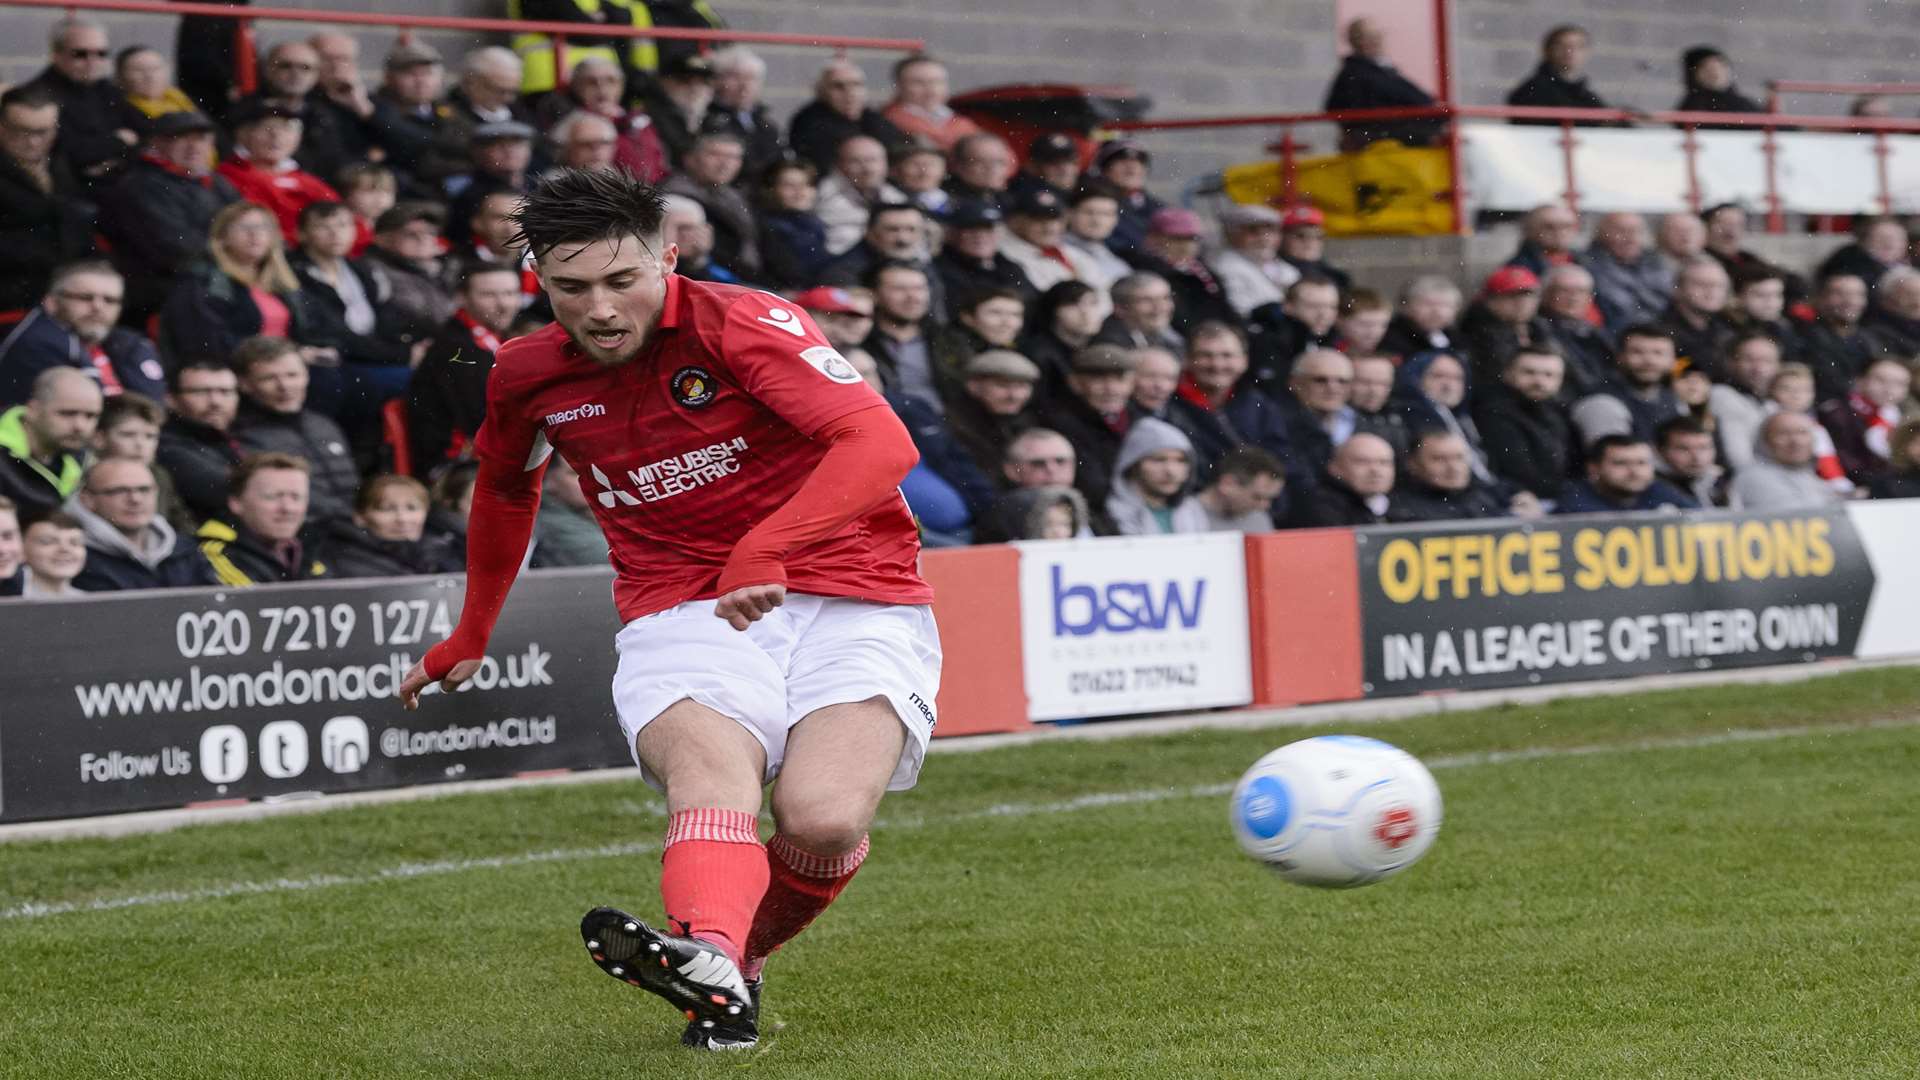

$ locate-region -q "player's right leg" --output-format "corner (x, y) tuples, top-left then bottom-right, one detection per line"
(584, 606), (792, 1047)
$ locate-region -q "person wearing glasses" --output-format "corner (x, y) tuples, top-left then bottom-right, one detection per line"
(0, 260), (166, 407)
(0, 86), (99, 316)
(65, 455), (214, 591)
(20, 17), (135, 183)
(232, 39), (356, 188)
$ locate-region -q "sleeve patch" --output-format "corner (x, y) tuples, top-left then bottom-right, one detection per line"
(800, 345), (864, 385)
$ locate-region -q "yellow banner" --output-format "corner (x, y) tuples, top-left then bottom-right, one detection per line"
(1222, 142), (1457, 237)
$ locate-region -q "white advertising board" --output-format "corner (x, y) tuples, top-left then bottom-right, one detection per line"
(1016, 533), (1253, 722)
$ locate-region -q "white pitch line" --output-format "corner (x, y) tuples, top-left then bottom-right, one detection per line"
(4, 718), (1914, 924)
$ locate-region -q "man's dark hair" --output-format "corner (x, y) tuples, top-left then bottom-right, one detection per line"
(457, 261), (522, 292)
(1591, 433), (1650, 459)
(1699, 201), (1744, 225)
(509, 168), (667, 261)
(374, 201), (446, 234)
(869, 201), (924, 223)
(1542, 24), (1588, 51)
(0, 85), (57, 112)
(1285, 273), (1339, 302)
(1212, 446), (1284, 485)
(1507, 341), (1565, 367)
(1654, 415), (1710, 449)
(297, 200), (352, 230)
(1724, 328), (1781, 364)
(1731, 262), (1785, 292)
(891, 52), (940, 81)
(99, 391), (165, 431)
(1817, 270), (1868, 292)
(1618, 323), (1674, 349)
(1068, 180), (1122, 207)
(168, 356), (235, 393)
(959, 286), (1024, 314)
(1187, 319), (1248, 353)
(862, 257), (928, 290)
(1409, 429), (1466, 458)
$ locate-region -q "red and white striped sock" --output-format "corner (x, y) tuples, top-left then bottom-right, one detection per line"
(659, 808), (768, 967)
(741, 832), (870, 981)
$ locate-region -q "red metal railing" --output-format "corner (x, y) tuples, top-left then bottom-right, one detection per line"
(3, 0), (922, 94)
(1105, 103), (1920, 236)
(1767, 79), (1920, 113)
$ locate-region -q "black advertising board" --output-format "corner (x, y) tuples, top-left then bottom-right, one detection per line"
(1354, 510), (1875, 696)
(0, 570), (632, 823)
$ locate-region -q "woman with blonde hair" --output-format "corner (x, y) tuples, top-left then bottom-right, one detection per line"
(158, 201), (325, 368)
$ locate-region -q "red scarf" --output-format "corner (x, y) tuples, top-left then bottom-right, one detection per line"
(456, 308), (502, 354)
(85, 344), (124, 395)
(138, 151), (218, 189)
(1849, 391), (1899, 459)
(1176, 372), (1229, 412)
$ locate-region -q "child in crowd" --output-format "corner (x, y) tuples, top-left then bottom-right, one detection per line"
(93, 392), (194, 531)
(1, 512), (88, 599)
(336, 163), (398, 257)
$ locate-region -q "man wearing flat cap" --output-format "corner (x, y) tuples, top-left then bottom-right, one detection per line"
(944, 348), (1043, 477)
(1092, 139), (1163, 258)
(445, 121), (535, 246)
(372, 39), (453, 192)
(1036, 343), (1139, 509)
(97, 110), (239, 324)
(1210, 203), (1297, 319)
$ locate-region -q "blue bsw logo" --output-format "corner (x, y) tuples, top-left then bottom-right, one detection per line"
(1051, 564), (1206, 637)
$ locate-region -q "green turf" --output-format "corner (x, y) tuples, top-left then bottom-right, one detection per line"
(5, 666), (1920, 1079)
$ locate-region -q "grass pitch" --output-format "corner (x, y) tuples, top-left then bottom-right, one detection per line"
(5, 667), (1920, 1079)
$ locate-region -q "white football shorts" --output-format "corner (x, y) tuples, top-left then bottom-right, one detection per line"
(611, 594), (942, 793)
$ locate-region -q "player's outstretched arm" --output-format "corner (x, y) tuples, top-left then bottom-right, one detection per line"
(398, 453), (547, 708)
(714, 403), (918, 630)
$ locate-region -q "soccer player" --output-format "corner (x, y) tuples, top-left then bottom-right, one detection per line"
(395, 169), (941, 1050)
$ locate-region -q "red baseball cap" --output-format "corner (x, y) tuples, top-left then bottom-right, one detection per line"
(792, 286), (870, 316)
(1483, 266), (1542, 296)
(1280, 205), (1325, 230)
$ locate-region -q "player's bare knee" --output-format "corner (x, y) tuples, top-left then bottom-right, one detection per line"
(771, 801), (872, 857)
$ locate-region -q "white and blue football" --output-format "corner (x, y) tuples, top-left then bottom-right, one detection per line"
(1230, 735), (1442, 888)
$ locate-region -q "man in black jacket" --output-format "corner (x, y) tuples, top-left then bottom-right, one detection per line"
(1390, 431), (1519, 523)
(1474, 345), (1574, 501)
(1538, 264), (1614, 397)
(197, 450), (331, 585)
(1507, 25), (1617, 122)
(933, 201), (1036, 318)
(701, 47), (785, 183)
(156, 358), (244, 524)
(95, 111), (239, 324)
(407, 264), (522, 474)
(1035, 344), (1137, 511)
(0, 87), (98, 315)
(20, 18), (134, 184)
(67, 457), (214, 591)
(228, 337), (359, 527)
(1323, 17), (1442, 149)
(1794, 272), (1876, 403)
(1656, 256), (1737, 380)
(786, 58), (907, 173)
(1287, 433), (1396, 528)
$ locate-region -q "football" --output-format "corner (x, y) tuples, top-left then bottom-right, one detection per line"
(1229, 735), (1443, 887)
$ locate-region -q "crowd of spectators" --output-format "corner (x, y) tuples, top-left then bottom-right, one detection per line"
(4, 12), (1920, 601)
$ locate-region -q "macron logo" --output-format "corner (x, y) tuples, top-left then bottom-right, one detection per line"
(545, 402), (607, 427)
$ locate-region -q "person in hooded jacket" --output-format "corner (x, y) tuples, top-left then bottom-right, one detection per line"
(1393, 350), (1496, 486)
(66, 457), (214, 590)
(1106, 416), (1210, 536)
(323, 474), (461, 578)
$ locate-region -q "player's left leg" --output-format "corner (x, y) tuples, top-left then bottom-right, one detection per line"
(743, 696), (906, 979)
(739, 599), (942, 982)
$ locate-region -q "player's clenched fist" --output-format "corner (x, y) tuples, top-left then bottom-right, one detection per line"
(715, 583), (786, 631)
(396, 656), (484, 710)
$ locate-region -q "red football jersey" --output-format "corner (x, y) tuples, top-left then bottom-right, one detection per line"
(472, 275), (932, 621)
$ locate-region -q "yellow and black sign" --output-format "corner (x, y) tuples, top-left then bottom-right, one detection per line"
(1355, 511), (1873, 695)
